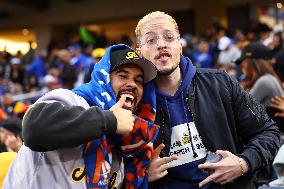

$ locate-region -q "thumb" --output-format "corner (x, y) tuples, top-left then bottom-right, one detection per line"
(110, 95), (126, 110)
(275, 112), (284, 117)
(215, 150), (228, 157)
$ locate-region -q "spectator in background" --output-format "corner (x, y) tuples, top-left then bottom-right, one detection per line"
(92, 48), (106, 63)
(180, 34), (196, 60)
(233, 29), (250, 51)
(25, 74), (40, 92)
(121, 34), (132, 47)
(236, 43), (283, 107)
(96, 29), (108, 48)
(272, 48), (284, 85)
(271, 95), (284, 118)
(68, 44), (86, 72)
(216, 36), (241, 78)
(22, 41), (35, 66)
(82, 44), (96, 83)
(0, 117), (22, 153)
(27, 51), (47, 85)
(9, 58), (25, 86)
(236, 43), (283, 185)
(192, 39), (213, 68)
(257, 23), (272, 47)
(0, 78), (11, 96)
(269, 32), (283, 57)
(41, 74), (61, 94)
(269, 145), (284, 187)
(1, 92), (15, 116)
(56, 49), (77, 89)
(68, 44), (89, 87)
(11, 82), (23, 95)
(83, 47), (107, 83)
(0, 53), (11, 80)
(271, 95), (284, 134)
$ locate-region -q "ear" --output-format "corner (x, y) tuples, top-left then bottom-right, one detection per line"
(136, 46), (142, 56)
(179, 42), (183, 56)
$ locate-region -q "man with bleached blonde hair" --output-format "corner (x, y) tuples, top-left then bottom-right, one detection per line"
(135, 11), (180, 44)
(135, 11), (280, 189)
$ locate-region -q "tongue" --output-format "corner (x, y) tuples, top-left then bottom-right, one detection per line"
(159, 54), (169, 61)
(123, 100), (132, 109)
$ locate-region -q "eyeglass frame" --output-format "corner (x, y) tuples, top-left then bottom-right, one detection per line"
(138, 31), (181, 48)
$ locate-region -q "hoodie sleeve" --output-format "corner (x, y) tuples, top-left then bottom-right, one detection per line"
(23, 89), (117, 152)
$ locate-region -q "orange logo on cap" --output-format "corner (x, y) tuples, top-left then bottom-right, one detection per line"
(126, 52), (138, 59)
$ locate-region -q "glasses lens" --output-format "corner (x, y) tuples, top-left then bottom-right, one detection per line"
(142, 32), (179, 47)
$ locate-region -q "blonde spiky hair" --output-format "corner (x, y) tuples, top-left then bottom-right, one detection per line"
(135, 11), (180, 45)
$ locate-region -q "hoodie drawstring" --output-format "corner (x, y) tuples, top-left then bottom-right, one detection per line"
(164, 97), (172, 127)
(181, 92), (198, 158)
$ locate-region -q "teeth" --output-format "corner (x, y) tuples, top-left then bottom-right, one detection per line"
(124, 94), (134, 101)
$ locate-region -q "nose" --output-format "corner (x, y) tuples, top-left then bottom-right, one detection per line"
(125, 79), (138, 89)
(156, 37), (167, 50)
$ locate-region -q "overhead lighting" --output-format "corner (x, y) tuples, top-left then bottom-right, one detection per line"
(22, 29), (29, 36)
(31, 42), (37, 49)
(0, 39), (30, 55)
(277, 2), (282, 9)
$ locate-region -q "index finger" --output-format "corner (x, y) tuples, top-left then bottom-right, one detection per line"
(199, 175), (214, 187)
(152, 143), (165, 159)
(155, 155), (178, 168)
(198, 162), (218, 169)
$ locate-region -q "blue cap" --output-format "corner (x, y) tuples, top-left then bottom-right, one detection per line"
(67, 44), (82, 51)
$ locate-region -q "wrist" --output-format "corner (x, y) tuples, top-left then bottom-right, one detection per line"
(238, 157), (248, 175)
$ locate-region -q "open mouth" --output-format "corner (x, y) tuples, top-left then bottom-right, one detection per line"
(118, 93), (136, 111)
(156, 52), (171, 60)
(123, 94), (134, 109)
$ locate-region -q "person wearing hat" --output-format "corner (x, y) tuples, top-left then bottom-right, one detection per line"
(235, 42), (283, 107)
(3, 44), (159, 189)
(9, 57), (25, 86)
(0, 117), (23, 153)
(216, 36), (241, 79)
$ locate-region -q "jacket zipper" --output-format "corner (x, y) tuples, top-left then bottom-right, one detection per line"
(244, 97), (261, 126)
(185, 95), (195, 123)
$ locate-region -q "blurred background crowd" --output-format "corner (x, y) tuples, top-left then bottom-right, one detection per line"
(1, 0), (284, 188)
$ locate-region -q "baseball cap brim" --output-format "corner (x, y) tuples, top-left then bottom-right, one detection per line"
(113, 58), (157, 83)
(235, 55), (246, 65)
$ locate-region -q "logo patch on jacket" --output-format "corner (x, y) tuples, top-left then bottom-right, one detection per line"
(71, 167), (86, 182)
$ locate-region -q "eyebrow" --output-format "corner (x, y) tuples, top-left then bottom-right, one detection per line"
(145, 31), (156, 36)
(145, 29), (173, 36)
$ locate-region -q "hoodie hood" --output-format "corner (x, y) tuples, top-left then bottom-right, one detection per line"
(73, 44), (156, 116)
(157, 55), (196, 99)
(269, 145), (284, 187)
